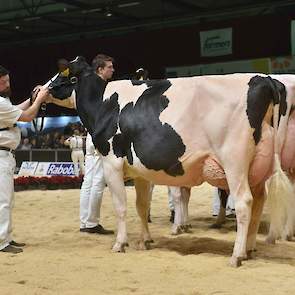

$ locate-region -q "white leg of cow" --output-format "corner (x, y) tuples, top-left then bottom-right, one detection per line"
(134, 178), (153, 250)
(103, 158), (128, 253)
(246, 184), (265, 259)
(181, 187), (191, 232)
(170, 186), (182, 235)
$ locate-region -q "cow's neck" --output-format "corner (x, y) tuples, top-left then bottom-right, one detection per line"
(76, 70), (119, 156)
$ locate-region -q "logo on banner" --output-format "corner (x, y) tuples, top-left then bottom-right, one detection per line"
(200, 28), (232, 57)
(47, 163), (75, 176)
(18, 161), (39, 176)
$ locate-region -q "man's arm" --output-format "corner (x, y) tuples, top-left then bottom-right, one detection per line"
(47, 96), (76, 109)
(17, 98), (31, 110)
(18, 88), (48, 122)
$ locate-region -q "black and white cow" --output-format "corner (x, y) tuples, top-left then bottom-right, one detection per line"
(48, 56), (295, 267)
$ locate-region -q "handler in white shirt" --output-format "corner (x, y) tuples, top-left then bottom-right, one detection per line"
(0, 65), (48, 254)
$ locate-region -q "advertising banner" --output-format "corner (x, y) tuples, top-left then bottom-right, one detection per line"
(18, 161), (38, 176)
(200, 28), (232, 57)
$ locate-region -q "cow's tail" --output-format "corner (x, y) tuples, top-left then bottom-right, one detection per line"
(266, 86), (295, 243)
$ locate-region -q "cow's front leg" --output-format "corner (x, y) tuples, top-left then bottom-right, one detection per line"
(103, 158), (128, 253)
(134, 178), (153, 250)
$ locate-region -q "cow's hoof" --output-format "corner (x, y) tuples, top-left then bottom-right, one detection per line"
(210, 223), (222, 229)
(265, 236), (276, 244)
(229, 256), (242, 268)
(112, 242), (128, 253)
(137, 240), (152, 250)
(246, 250), (256, 260)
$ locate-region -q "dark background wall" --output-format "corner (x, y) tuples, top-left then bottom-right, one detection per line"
(0, 13), (294, 115)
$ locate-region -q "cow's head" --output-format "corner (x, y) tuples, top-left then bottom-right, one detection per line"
(48, 56), (91, 99)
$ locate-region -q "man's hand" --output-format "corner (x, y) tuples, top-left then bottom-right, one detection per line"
(35, 87), (49, 103)
(31, 85), (43, 103)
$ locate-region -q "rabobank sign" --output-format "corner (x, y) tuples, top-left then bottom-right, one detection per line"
(47, 163), (75, 176)
(200, 28), (232, 57)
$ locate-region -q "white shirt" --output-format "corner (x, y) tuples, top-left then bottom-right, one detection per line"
(65, 135), (84, 150)
(0, 96), (22, 149)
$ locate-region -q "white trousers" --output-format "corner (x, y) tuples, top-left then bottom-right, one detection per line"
(212, 187), (235, 216)
(0, 152), (15, 250)
(80, 153), (105, 228)
(71, 150), (85, 176)
(149, 184), (175, 211)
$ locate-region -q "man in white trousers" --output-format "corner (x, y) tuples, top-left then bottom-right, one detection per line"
(64, 129), (85, 176)
(0, 65), (48, 254)
(48, 54), (115, 234)
(212, 187), (235, 217)
(79, 133), (114, 234)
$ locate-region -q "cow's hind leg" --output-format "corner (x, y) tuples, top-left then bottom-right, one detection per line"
(134, 178), (153, 250)
(103, 158), (128, 253)
(246, 184), (265, 259)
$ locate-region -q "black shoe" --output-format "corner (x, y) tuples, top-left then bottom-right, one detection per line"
(10, 240), (26, 247)
(0, 245), (23, 254)
(169, 210), (175, 223)
(80, 224), (114, 235)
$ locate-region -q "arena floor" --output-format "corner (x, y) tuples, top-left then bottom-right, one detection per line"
(1, 184), (295, 295)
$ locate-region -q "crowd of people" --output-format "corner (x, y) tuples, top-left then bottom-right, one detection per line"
(17, 122), (86, 150)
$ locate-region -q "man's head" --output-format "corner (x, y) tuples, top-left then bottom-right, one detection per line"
(0, 65), (11, 98)
(92, 54), (114, 81)
(73, 129), (80, 136)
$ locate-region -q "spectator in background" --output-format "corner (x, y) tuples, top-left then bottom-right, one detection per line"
(40, 133), (53, 149)
(19, 138), (31, 150)
(64, 129), (85, 176)
(30, 137), (38, 149)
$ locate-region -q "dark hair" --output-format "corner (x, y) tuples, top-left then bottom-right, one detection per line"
(0, 65), (9, 77)
(92, 54), (114, 71)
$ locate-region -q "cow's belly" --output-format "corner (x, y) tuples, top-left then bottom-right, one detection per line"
(281, 111), (295, 170)
(123, 124), (274, 188)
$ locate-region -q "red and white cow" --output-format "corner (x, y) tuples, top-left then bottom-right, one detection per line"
(48, 56), (295, 267)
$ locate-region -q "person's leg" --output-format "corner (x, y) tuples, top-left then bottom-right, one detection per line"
(86, 155), (104, 228)
(80, 154), (114, 234)
(0, 154), (22, 253)
(79, 154), (94, 229)
(212, 187), (220, 216)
